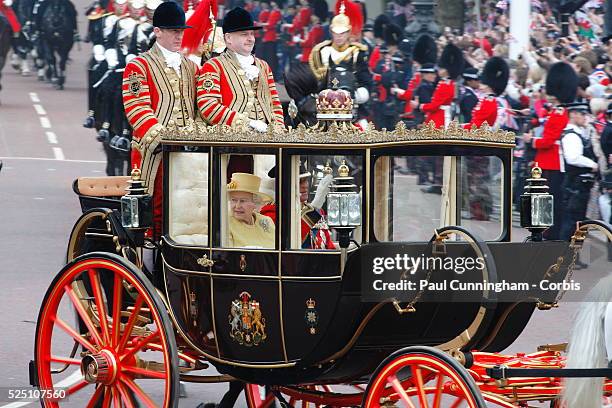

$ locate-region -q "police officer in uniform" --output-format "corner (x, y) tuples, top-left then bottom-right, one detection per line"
(559, 102), (599, 241)
(459, 67), (480, 123)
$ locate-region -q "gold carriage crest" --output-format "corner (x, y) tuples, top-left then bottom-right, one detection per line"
(229, 291), (267, 346)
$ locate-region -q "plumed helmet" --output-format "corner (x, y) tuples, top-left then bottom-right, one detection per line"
(384, 23), (403, 47)
(480, 56), (509, 96)
(438, 43), (464, 79)
(412, 34), (437, 65)
(373, 14), (389, 39)
(330, 0), (363, 36)
(545, 62), (578, 104)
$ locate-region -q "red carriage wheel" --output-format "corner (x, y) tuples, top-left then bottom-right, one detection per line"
(34, 252), (179, 407)
(363, 347), (485, 408)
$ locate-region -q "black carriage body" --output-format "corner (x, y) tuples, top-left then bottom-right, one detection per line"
(157, 128), (569, 385)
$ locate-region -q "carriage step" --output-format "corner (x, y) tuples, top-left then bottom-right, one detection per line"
(487, 365), (612, 379)
(29, 360), (38, 387)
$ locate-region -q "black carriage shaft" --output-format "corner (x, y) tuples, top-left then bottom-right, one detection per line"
(487, 366), (612, 379)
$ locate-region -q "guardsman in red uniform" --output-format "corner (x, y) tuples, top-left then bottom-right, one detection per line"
(419, 43), (463, 129)
(462, 56), (509, 129)
(523, 62), (578, 240)
(196, 7), (283, 131)
(122, 1), (198, 237)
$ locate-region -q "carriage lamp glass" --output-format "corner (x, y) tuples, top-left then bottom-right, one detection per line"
(531, 195), (553, 227)
(121, 196), (140, 228)
(327, 192), (361, 227)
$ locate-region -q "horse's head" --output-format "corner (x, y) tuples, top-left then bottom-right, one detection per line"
(284, 65), (319, 127)
(326, 57), (356, 93)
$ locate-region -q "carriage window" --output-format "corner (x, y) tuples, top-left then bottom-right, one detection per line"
(220, 154), (276, 249)
(374, 156), (503, 241)
(290, 154), (363, 250)
(168, 152), (209, 246)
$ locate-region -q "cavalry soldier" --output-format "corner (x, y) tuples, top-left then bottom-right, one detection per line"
(180, 0), (223, 67)
(559, 102), (599, 241)
(523, 62), (578, 240)
(196, 6), (284, 132)
(462, 57), (509, 129)
(308, 0), (371, 128)
(122, 1), (198, 238)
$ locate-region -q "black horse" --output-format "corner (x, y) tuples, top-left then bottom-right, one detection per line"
(283, 63), (319, 128)
(37, 0), (76, 89)
(0, 15), (12, 98)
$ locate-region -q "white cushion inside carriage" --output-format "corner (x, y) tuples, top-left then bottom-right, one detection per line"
(168, 152), (208, 246)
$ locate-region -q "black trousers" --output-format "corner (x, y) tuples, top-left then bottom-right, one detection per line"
(541, 169), (564, 240)
(559, 177), (594, 241)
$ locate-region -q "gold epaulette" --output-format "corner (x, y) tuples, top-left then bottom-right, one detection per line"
(351, 42), (368, 52)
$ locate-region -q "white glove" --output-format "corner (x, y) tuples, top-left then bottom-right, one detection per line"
(311, 173), (333, 210)
(104, 48), (118, 68)
(292, 35), (302, 43)
(4, 0), (13, 6)
(93, 44), (105, 62)
(125, 54), (136, 63)
(354, 87), (369, 104)
(249, 120), (268, 133)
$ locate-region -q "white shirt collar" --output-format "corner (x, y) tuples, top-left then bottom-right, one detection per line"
(232, 51), (259, 81)
(156, 42), (181, 73)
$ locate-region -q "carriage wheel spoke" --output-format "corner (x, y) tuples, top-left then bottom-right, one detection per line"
(432, 373), (444, 408)
(111, 387), (121, 407)
(121, 330), (160, 361)
(412, 365), (429, 408)
(86, 385), (105, 408)
(388, 374), (416, 408)
(121, 376), (159, 408)
(117, 295), (144, 352)
(117, 382), (136, 408)
(64, 285), (103, 347)
(261, 393), (277, 408)
(111, 274), (123, 348)
(53, 316), (97, 353)
(50, 355), (80, 365)
(67, 379), (90, 395)
(89, 269), (111, 344)
(450, 396), (465, 408)
(102, 386), (111, 408)
(121, 364), (167, 379)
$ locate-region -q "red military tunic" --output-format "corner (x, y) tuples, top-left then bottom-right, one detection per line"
(462, 94), (497, 129)
(196, 51), (284, 127)
(263, 8), (281, 42)
(122, 43), (198, 236)
(421, 79), (455, 128)
(397, 72), (421, 118)
(299, 23), (324, 63)
(532, 107), (568, 171)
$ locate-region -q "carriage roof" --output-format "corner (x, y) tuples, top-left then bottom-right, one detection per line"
(160, 120), (516, 149)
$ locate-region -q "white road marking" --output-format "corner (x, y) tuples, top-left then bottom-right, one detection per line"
(0, 371), (84, 408)
(33, 197), (45, 200)
(39, 117), (51, 129)
(46, 168), (56, 171)
(0, 157), (105, 164)
(52, 148), (65, 160)
(28, 92), (39, 103)
(33, 104), (46, 115)
(45, 132), (57, 144)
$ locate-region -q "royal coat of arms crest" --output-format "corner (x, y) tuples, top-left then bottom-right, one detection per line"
(229, 291), (267, 346)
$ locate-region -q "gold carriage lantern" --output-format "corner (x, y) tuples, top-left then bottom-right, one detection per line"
(519, 165), (554, 241)
(326, 160), (361, 248)
(120, 168), (153, 230)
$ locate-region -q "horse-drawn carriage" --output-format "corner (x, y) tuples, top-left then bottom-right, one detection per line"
(30, 91), (612, 406)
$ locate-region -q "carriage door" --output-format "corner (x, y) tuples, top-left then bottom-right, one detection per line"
(280, 152), (364, 361)
(209, 148), (285, 364)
